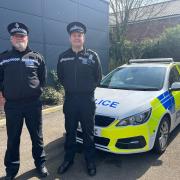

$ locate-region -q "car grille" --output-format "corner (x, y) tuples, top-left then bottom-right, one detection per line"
(95, 115), (115, 127)
(77, 131), (110, 146)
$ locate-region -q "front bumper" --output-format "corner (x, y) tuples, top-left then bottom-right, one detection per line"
(76, 121), (156, 154)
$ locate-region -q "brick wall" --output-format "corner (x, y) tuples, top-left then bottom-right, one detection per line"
(126, 16), (180, 42)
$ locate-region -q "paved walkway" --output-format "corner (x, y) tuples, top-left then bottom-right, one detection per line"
(0, 110), (180, 180)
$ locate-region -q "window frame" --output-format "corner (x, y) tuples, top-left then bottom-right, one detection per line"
(168, 65), (180, 88)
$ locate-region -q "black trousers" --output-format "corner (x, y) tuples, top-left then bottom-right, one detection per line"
(63, 93), (96, 164)
(4, 99), (46, 176)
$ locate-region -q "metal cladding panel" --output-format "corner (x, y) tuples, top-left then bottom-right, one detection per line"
(0, 0), (109, 73)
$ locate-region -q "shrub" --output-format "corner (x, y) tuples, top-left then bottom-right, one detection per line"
(110, 24), (180, 70)
(48, 70), (62, 91)
(41, 86), (62, 105)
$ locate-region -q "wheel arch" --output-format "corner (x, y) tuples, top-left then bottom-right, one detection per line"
(152, 112), (171, 154)
(160, 113), (171, 129)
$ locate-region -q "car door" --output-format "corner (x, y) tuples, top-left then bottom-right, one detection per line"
(169, 65), (180, 127)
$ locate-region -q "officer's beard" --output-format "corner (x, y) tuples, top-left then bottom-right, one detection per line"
(13, 42), (27, 52)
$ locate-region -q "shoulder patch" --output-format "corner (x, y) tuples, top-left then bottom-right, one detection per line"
(30, 51), (44, 60)
(87, 49), (97, 55)
(86, 49), (99, 62)
(86, 49), (99, 58)
(32, 51), (41, 56)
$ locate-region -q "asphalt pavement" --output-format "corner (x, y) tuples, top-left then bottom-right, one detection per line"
(0, 109), (180, 180)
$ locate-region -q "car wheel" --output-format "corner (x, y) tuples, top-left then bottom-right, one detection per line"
(153, 117), (170, 154)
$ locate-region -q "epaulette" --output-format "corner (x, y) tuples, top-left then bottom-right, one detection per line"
(31, 51), (44, 60)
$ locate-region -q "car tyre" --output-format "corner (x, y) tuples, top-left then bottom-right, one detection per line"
(153, 116), (170, 154)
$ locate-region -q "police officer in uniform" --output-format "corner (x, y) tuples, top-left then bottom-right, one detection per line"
(0, 22), (49, 180)
(57, 22), (102, 176)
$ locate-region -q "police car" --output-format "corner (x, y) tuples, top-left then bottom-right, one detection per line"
(77, 58), (180, 154)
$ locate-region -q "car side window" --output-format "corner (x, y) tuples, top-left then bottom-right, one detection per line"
(169, 66), (180, 87)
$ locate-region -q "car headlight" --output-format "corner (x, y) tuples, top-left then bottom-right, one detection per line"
(116, 108), (152, 127)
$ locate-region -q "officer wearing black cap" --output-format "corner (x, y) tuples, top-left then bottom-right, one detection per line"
(0, 22), (49, 179)
(57, 22), (102, 176)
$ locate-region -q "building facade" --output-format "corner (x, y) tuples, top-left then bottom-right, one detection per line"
(0, 0), (109, 72)
(110, 0), (180, 42)
(0, 0), (109, 110)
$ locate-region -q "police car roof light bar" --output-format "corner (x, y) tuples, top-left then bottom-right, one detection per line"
(129, 58), (174, 64)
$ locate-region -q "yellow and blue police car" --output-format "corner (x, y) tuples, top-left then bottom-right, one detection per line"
(77, 58), (180, 154)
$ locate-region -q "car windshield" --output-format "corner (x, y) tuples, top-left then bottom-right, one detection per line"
(100, 66), (167, 91)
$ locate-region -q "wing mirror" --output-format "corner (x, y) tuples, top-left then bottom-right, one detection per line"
(170, 82), (180, 91)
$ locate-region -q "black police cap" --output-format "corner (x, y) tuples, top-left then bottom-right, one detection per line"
(7, 22), (29, 36)
(67, 22), (86, 34)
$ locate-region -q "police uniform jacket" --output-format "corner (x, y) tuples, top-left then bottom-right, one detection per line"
(0, 47), (46, 101)
(57, 48), (102, 94)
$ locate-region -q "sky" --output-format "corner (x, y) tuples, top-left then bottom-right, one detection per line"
(109, 0), (172, 12)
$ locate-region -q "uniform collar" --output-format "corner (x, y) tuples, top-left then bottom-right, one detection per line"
(12, 46), (31, 54)
(70, 47), (86, 55)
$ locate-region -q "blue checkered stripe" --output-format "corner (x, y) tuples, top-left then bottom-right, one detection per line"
(157, 91), (175, 113)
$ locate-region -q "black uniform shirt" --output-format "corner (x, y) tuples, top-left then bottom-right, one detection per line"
(0, 47), (46, 101)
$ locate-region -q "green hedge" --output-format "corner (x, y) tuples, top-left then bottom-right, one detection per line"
(143, 25), (180, 60)
(41, 70), (64, 105)
(110, 25), (180, 70)
(41, 86), (63, 105)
